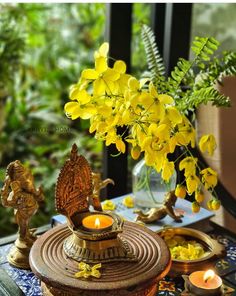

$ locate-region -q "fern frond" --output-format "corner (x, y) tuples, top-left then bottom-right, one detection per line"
(168, 58), (192, 90)
(141, 24), (166, 91)
(168, 37), (220, 96)
(179, 86), (230, 113)
(192, 37), (219, 62)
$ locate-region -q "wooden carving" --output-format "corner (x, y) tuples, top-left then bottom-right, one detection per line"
(55, 144), (93, 225)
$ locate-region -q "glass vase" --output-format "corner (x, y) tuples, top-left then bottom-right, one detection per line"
(132, 159), (177, 208)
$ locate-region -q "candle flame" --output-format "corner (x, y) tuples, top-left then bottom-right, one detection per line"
(95, 218), (100, 229)
(203, 269), (215, 282)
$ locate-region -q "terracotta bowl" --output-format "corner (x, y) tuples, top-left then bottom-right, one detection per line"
(156, 227), (225, 277)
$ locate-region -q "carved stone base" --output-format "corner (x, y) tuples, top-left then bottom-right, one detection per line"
(7, 238), (34, 269)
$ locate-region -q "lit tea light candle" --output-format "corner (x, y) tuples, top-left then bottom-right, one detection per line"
(82, 214), (114, 232)
(188, 269), (222, 295)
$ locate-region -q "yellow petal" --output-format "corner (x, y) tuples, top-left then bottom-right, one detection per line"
(128, 77), (139, 90)
(116, 138), (126, 153)
(64, 102), (81, 120)
(93, 78), (106, 95)
(77, 89), (91, 104)
(103, 68), (120, 81)
(79, 106), (97, 119)
(105, 80), (116, 95)
(69, 87), (80, 100)
(149, 81), (158, 97)
(166, 107), (182, 124)
(199, 134), (216, 156)
(131, 145), (141, 160)
(81, 69), (99, 80)
(98, 42), (109, 57)
(161, 160), (175, 182)
(158, 94), (174, 104)
(186, 175), (200, 194)
(114, 60), (126, 74)
(95, 56), (108, 74)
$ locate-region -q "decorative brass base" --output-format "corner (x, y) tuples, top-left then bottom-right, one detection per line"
(7, 237), (35, 269)
(64, 233), (136, 263)
(64, 212), (137, 263)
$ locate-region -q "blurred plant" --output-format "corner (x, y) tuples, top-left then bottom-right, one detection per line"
(0, 3), (105, 236)
(0, 13), (25, 93)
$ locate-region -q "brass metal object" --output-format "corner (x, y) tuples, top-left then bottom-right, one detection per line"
(91, 172), (114, 211)
(181, 275), (235, 296)
(0, 160), (44, 269)
(157, 227), (226, 277)
(64, 212), (136, 263)
(55, 144), (136, 263)
(134, 190), (183, 223)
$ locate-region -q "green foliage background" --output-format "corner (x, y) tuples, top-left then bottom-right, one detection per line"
(0, 3), (107, 236)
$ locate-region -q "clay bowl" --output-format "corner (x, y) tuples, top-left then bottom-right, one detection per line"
(156, 227), (225, 277)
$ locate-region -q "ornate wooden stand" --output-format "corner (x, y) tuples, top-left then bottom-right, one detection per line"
(30, 222), (171, 296)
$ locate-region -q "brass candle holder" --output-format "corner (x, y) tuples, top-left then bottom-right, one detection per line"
(55, 144), (136, 263)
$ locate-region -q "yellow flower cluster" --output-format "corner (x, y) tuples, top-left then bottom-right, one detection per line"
(102, 200), (116, 211)
(74, 262), (102, 279)
(65, 43), (220, 211)
(164, 235), (207, 260)
(122, 196), (134, 208)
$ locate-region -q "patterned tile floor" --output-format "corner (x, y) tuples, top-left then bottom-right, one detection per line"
(0, 232), (236, 296)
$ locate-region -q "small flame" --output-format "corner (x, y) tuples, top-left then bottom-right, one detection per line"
(95, 218), (100, 229)
(203, 270), (215, 282)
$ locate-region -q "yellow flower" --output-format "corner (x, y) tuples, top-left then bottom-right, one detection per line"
(191, 201), (200, 213)
(65, 86), (98, 120)
(64, 101), (96, 120)
(186, 174), (200, 194)
(122, 196), (134, 208)
(179, 157), (197, 177)
(131, 145), (141, 160)
(175, 116), (196, 148)
(199, 134), (217, 156)
(211, 199), (221, 210)
(195, 191), (204, 203)
(102, 200), (116, 211)
(161, 159), (175, 182)
(75, 262), (102, 279)
(115, 137), (126, 153)
(81, 54), (120, 96)
(175, 184), (187, 198)
(200, 167), (217, 189)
